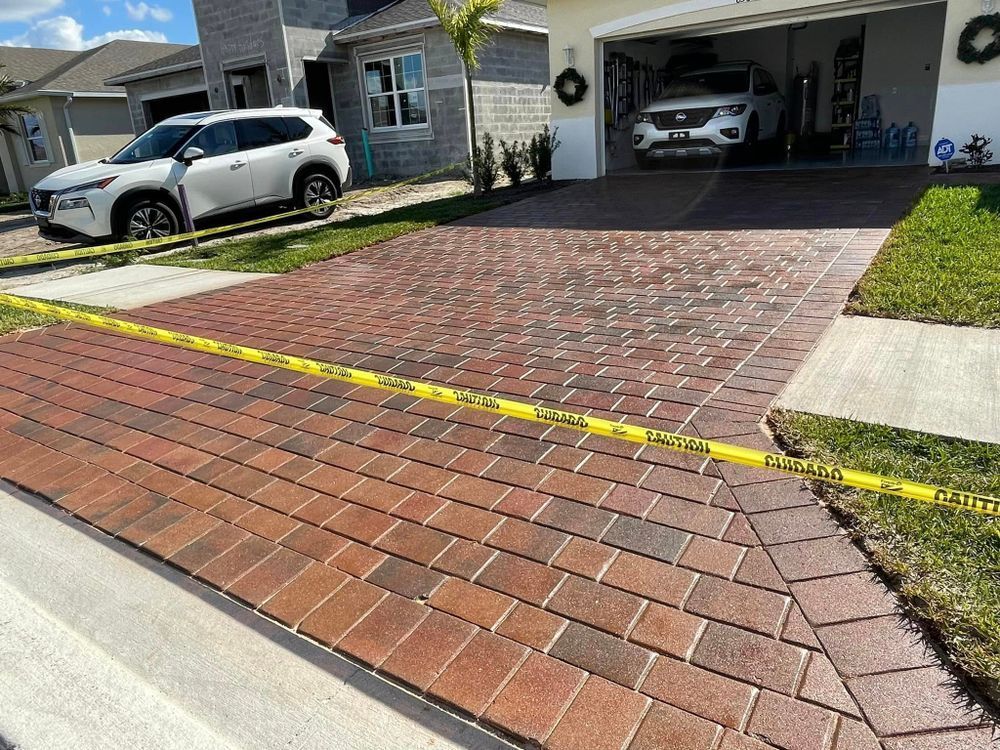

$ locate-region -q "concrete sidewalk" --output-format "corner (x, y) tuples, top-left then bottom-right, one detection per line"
(777, 315), (1000, 444)
(0, 484), (508, 750)
(7, 265), (270, 309)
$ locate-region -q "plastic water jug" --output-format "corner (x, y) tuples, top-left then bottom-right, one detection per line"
(884, 122), (901, 151)
(903, 122), (918, 149)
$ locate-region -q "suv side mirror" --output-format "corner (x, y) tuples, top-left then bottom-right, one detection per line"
(179, 146), (205, 166)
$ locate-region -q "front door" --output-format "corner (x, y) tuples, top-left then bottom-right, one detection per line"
(172, 121), (254, 219)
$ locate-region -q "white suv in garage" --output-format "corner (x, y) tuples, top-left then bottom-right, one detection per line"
(29, 107), (352, 242)
(633, 61), (786, 167)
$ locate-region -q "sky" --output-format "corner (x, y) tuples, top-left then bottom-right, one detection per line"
(0, 0), (197, 50)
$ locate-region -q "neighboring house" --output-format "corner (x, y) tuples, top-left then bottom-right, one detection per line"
(545, 0), (1000, 179)
(106, 0), (550, 177)
(0, 41), (191, 193)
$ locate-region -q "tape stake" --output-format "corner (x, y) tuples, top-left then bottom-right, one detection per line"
(1, 292), (997, 518)
(0, 163), (463, 270)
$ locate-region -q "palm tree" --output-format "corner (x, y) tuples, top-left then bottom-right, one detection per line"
(428, 0), (503, 195)
(0, 65), (32, 135)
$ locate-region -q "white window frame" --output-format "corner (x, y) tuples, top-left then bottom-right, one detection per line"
(19, 112), (51, 165)
(358, 47), (429, 133)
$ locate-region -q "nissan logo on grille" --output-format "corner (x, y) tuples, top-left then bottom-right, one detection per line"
(675, 112), (688, 122)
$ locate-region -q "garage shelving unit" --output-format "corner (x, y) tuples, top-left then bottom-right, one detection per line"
(830, 33), (864, 153)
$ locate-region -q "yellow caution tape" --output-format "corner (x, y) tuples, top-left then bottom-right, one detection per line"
(0, 292), (997, 518)
(0, 163), (462, 270)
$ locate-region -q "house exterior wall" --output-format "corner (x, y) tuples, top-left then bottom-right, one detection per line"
(192, 0), (291, 108)
(282, 0), (350, 107)
(474, 30), (550, 145)
(332, 27), (470, 177)
(546, 0), (996, 178)
(70, 98), (135, 162)
(1, 96), (71, 190)
(124, 68), (208, 132)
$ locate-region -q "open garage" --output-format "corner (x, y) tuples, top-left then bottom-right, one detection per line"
(602, 3), (946, 172)
(548, 0), (1000, 180)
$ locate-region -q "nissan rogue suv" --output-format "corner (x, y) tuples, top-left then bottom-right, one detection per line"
(633, 61), (786, 167)
(29, 107), (352, 242)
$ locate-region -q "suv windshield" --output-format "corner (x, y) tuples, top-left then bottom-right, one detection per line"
(109, 123), (200, 164)
(661, 70), (750, 99)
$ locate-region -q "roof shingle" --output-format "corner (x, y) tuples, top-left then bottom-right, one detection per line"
(334, 0), (547, 42)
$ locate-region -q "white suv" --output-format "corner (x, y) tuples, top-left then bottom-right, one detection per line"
(633, 61), (786, 167)
(30, 107), (352, 242)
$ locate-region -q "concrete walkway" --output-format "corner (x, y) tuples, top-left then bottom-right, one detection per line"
(778, 315), (1000, 444)
(7, 265), (271, 309)
(0, 483), (508, 750)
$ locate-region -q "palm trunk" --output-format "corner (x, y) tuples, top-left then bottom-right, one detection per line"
(465, 72), (481, 197)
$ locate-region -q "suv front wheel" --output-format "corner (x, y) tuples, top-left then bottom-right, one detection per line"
(297, 172), (340, 219)
(119, 198), (180, 242)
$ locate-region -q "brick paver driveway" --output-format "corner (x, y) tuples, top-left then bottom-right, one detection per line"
(1, 167), (993, 749)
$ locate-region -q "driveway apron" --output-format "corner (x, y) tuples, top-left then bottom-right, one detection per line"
(0, 168), (993, 749)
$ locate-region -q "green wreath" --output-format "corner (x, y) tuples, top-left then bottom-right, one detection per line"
(958, 14), (1000, 64)
(554, 67), (588, 106)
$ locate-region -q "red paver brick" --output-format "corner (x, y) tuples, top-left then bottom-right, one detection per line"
(337, 593), (428, 667)
(553, 537), (617, 579)
(196, 535), (278, 589)
(475, 552), (565, 607)
(790, 572), (896, 626)
(549, 622), (655, 690)
(298, 577), (386, 647)
(143, 512), (219, 559)
(882, 727), (995, 750)
(380, 610), (478, 690)
(260, 562), (347, 627)
(629, 604), (704, 659)
(746, 690), (837, 750)
(325, 503), (396, 545)
(601, 516), (689, 563)
(767, 535), (869, 582)
(429, 578), (515, 629)
(641, 657), (754, 730)
(375, 520), (453, 565)
(483, 652), (585, 743)
(485, 516), (569, 563)
(547, 575), (645, 636)
(227, 547), (311, 607)
(601, 552), (696, 608)
(366, 555), (445, 599)
(547, 675), (651, 750)
(648, 497), (732, 538)
(495, 602), (567, 651)
(685, 577), (789, 637)
(428, 631), (529, 716)
(428, 501), (502, 542)
(816, 615), (935, 678)
(330, 542), (386, 577)
(628, 701), (722, 750)
(717, 730), (775, 750)
(235, 505), (299, 542)
(431, 539), (496, 579)
(281, 524), (348, 563)
(94, 491), (167, 535)
(292, 494), (348, 526)
(168, 522), (249, 574)
(798, 652), (861, 717)
(536, 496), (616, 540)
(693, 620), (807, 695)
(678, 535), (744, 578)
(117, 500), (192, 546)
(734, 547), (788, 593)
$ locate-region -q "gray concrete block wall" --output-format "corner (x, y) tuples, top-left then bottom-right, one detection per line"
(192, 0), (291, 107)
(473, 31), (551, 148)
(331, 28), (469, 178)
(124, 69), (208, 132)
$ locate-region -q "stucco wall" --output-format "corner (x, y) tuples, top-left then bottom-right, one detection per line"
(930, 0), (999, 164)
(124, 68), (208, 132)
(3, 96), (70, 190)
(71, 98), (136, 162)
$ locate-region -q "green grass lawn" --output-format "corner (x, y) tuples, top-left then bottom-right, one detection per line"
(0, 299), (108, 337)
(146, 185), (539, 274)
(771, 410), (1000, 691)
(848, 184), (1000, 328)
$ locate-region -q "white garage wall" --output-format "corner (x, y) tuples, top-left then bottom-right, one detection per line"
(714, 25), (789, 93)
(860, 4), (946, 146)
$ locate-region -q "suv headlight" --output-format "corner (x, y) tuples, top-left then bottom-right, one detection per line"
(58, 197), (91, 210)
(636, 112), (653, 124)
(65, 175), (118, 193)
(712, 104), (748, 118)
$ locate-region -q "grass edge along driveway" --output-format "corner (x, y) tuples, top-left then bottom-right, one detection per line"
(146, 184), (544, 274)
(770, 408), (1000, 698)
(848, 184), (1000, 328)
(0, 299), (108, 337)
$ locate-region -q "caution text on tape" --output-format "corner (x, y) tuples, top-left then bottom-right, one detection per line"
(0, 292), (997, 517)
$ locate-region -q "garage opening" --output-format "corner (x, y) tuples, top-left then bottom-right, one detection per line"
(603, 2), (946, 173)
(144, 90), (211, 127)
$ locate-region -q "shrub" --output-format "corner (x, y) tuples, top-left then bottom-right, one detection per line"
(471, 131), (500, 194)
(528, 125), (561, 182)
(499, 139), (528, 187)
(960, 134), (994, 169)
